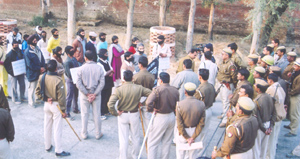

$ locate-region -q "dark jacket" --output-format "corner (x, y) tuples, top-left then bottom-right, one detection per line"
(0, 108), (14, 141)
(24, 46), (45, 82)
(85, 41), (98, 62)
(0, 85), (10, 112)
(63, 56), (79, 81)
(4, 48), (23, 76)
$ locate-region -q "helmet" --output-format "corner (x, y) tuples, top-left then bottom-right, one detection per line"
(262, 55), (274, 66)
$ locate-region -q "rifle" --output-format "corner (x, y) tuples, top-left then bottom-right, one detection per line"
(215, 84), (224, 99)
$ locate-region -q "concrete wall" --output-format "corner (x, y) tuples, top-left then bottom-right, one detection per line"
(0, 0), (252, 35)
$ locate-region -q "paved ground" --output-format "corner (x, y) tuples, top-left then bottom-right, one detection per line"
(6, 79), (300, 159)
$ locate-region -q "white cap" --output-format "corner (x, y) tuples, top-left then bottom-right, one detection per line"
(89, 32), (97, 37)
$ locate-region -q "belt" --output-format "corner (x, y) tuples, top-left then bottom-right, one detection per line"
(122, 110), (138, 113)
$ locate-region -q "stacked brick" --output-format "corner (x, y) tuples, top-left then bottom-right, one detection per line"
(0, 19), (17, 44)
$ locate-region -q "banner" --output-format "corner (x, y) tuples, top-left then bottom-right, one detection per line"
(70, 67), (80, 84)
(12, 59), (26, 76)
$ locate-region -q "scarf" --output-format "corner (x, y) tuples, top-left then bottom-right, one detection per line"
(108, 43), (123, 64)
(40, 71), (58, 101)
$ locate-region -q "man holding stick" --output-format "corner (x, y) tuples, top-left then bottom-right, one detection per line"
(108, 70), (151, 159)
(35, 60), (70, 157)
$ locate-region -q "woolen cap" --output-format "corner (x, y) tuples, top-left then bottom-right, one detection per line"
(255, 66), (266, 74)
(184, 82), (196, 92)
(223, 48), (232, 54)
(255, 78), (269, 86)
(287, 52), (297, 57)
(238, 97), (255, 111)
(248, 54), (259, 59)
(89, 32), (97, 37)
(262, 55), (274, 66)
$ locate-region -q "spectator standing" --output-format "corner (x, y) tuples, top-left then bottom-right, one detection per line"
(133, 43), (147, 72)
(6, 27), (22, 53)
(85, 32), (98, 62)
(108, 35), (124, 86)
(21, 34), (29, 54)
(34, 26), (43, 41)
(121, 52), (135, 81)
(198, 51), (218, 86)
(73, 29), (87, 66)
(0, 38), (9, 98)
(47, 28), (60, 55)
(37, 31), (50, 63)
(97, 32), (107, 51)
(128, 37), (139, 54)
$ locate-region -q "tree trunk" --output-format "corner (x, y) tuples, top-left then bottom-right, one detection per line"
(159, 0), (167, 26)
(42, 0), (48, 23)
(186, 0), (196, 52)
(67, 0), (76, 45)
(250, 0), (262, 54)
(259, 0), (291, 46)
(125, 0), (136, 50)
(208, 3), (215, 41)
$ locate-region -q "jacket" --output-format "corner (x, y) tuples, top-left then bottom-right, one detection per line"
(24, 46), (46, 82)
(4, 48), (23, 76)
(85, 41), (98, 62)
(72, 37), (87, 63)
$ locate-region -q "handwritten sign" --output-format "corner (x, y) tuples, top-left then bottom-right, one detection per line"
(158, 57), (170, 70)
(12, 59), (26, 76)
(70, 67), (80, 84)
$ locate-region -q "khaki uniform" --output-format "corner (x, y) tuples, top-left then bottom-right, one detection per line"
(288, 73), (300, 134)
(217, 59), (237, 123)
(266, 83), (286, 159)
(146, 83), (179, 159)
(108, 82), (151, 159)
(231, 53), (245, 69)
(216, 115), (258, 159)
(230, 80), (251, 107)
(176, 96), (206, 159)
(35, 73), (66, 153)
(253, 93), (277, 159)
(282, 62), (294, 81)
(176, 55), (195, 73)
(247, 65), (256, 85)
(133, 69), (155, 90)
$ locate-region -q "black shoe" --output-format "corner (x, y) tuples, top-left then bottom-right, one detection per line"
(55, 151), (70, 157)
(284, 125), (291, 130)
(73, 110), (80, 114)
(45, 145), (53, 152)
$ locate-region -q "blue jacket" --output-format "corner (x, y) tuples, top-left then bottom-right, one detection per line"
(24, 46), (45, 82)
(86, 41), (98, 62)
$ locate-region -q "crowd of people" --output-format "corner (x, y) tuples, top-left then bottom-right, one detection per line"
(0, 25), (299, 159)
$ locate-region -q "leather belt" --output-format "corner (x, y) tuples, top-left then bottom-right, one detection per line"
(122, 110), (138, 113)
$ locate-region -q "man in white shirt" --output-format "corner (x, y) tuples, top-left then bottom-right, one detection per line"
(6, 27), (22, 53)
(152, 35), (172, 73)
(199, 51), (218, 86)
(37, 31), (50, 63)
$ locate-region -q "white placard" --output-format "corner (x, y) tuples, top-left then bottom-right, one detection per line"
(12, 59), (26, 76)
(70, 67), (80, 84)
(158, 57), (170, 70)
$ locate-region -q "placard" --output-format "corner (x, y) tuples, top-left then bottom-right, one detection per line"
(158, 57), (170, 70)
(70, 67), (80, 84)
(12, 59), (26, 76)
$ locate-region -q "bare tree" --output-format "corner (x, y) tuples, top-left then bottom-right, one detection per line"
(42, 0), (49, 23)
(67, 0), (76, 45)
(250, 0), (262, 54)
(159, 0), (167, 26)
(125, 0), (136, 50)
(186, 0), (196, 52)
(208, 3), (215, 41)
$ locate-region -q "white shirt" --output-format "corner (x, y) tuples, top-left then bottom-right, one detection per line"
(199, 59), (218, 86)
(152, 43), (172, 70)
(37, 39), (50, 60)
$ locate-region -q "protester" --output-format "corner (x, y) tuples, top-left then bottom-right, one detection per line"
(6, 27), (22, 53)
(108, 70), (151, 159)
(35, 60), (70, 157)
(97, 49), (114, 120)
(51, 46), (65, 77)
(24, 35), (46, 108)
(0, 108), (15, 159)
(146, 72), (179, 159)
(47, 28), (60, 55)
(37, 31), (50, 63)
(176, 82), (206, 159)
(133, 43), (147, 72)
(212, 97), (258, 159)
(4, 40), (26, 104)
(152, 35), (172, 73)
(176, 48), (197, 73)
(97, 32), (107, 51)
(0, 38), (9, 98)
(198, 51), (218, 86)
(86, 31), (98, 62)
(108, 35), (124, 86)
(73, 28), (87, 66)
(22, 34), (29, 54)
(121, 51), (135, 81)
(128, 37), (139, 54)
(76, 50), (105, 140)
(63, 46), (80, 117)
(34, 26), (43, 41)
(171, 59), (200, 101)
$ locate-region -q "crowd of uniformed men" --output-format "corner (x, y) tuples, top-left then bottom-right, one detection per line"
(0, 26), (300, 159)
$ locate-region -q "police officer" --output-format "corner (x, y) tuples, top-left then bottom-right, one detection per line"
(282, 51), (297, 81)
(211, 97), (258, 159)
(108, 70), (152, 159)
(252, 78), (276, 159)
(260, 55), (274, 79)
(176, 82), (206, 159)
(228, 43), (245, 69)
(247, 54), (259, 85)
(146, 72), (179, 159)
(35, 60), (70, 157)
(252, 66), (266, 99)
(216, 48), (237, 127)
